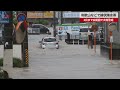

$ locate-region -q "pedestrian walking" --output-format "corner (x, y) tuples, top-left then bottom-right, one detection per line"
(100, 30), (104, 43)
(89, 33), (94, 49)
(66, 32), (70, 43)
(58, 31), (62, 40)
(58, 28), (63, 40)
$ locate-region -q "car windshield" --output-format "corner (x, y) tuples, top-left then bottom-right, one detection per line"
(32, 25), (40, 28)
(80, 28), (93, 32)
(44, 38), (56, 42)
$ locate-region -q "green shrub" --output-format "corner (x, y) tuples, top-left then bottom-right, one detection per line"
(0, 69), (10, 79)
(13, 58), (23, 68)
(0, 58), (3, 66)
(33, 19), (49, 25)
(0, 58), (23, 67)
(0, 71), (4, 79)
(38, 20), (49, 25)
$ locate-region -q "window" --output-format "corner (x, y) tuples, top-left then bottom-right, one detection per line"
(80, 28), (88, 32)
(32, 25), (40, 28)
(44, 38), (56, 42)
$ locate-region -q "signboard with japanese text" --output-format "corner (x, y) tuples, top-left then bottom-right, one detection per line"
(27, 11), (43, 18)
(27, 11), (53, 18)
(63, 12), (80, 18)
(56, 23), (91, 36)
(43, 11), (53, 18)
(80, 12), (118, 22)
(0, 11), (10, 23)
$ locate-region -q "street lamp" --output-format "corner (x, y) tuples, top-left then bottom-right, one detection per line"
(61, 11), (63, 24)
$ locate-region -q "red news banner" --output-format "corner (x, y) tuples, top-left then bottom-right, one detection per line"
(79, 12), (118, 22)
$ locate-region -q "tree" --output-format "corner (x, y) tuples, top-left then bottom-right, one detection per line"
(33, 19), (49, 25)
(13, 11), (17, 25)
(38, 20), (49, 25)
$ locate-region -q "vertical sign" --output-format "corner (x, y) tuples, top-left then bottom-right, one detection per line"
(0, 11), (10, 23)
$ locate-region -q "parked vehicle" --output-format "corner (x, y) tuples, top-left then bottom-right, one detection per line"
(31, 24), (50, 34)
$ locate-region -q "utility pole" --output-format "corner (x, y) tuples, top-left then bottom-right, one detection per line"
(17, 11), (29, 67)
(58, 11), (63, 24)
(53, 11), (56, 37)
(61, 11), (63, 24)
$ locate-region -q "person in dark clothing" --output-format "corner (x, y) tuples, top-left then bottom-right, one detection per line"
(66, 32), (70, 43)
(100, 30), (104, 43)
(89, 33), (94, 49)
(58, 30), (62, 40)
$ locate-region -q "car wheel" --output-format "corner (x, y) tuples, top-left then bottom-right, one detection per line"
(56, 46), (59, 49)
(42, 46), (45, 49)
(41, 46), (45, 49)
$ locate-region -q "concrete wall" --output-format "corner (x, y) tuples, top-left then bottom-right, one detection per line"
(113, 30), (120, 44)
(112, 11), (120, 44)
(0, 45), (22, 60)
(3, 49), (13, 68)
(104, 18), (120, 44)
(0, 45), (4, 59)
(13, 45), (22, 60)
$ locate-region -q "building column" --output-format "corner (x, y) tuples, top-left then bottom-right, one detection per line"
(3, 11), (13, 74)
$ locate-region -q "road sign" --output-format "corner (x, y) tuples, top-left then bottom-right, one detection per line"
(15, 21), (26, 44)
(91, 25), (98, 31)
(15, 13), (28, 44)
(108, 22), (117, 31)
(17, 13), (26, 22)
(0, 11), (10, 23)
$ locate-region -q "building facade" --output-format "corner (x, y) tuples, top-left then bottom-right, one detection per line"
(112, 11), (120, 44)
(27, 11), (54, 27)
(27, 11), (80, 27)
(103, 11), (120, 45)
(56, 11), (80, 24)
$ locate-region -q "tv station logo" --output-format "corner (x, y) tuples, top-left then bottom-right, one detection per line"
(80, 12), (118, 22)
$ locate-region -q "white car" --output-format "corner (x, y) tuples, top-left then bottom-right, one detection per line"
(39, 37), (59, 49)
